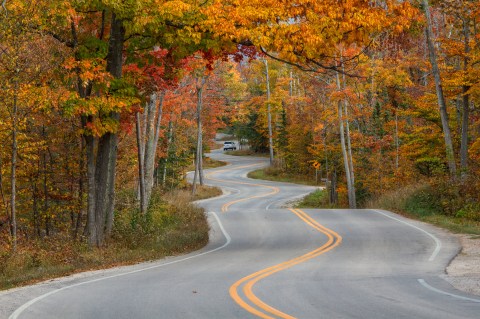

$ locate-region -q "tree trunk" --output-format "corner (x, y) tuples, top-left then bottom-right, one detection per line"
(395, 110), (400, 171)
(163, 115), (174, 186)
(341, 68), (356, 194)
(85, 131), (97, 245)
(10, 75), (18, 252)
(338, 100), (356, 209)
(74, 136), (85, 239)
(136, 112), (146, 216)
(31, 178), (40, 238)
(460, 18), (471, 179)
(264, 59), (274, 165)
(336, 71), (356, 209)
(193, 76), (206, 195)
(43, 143), (50, 237)
(0, 157), (9, 226)
(422, 0), (457, 178)
(85, 13), (124, 247)
(144, 92), (165, 205)
(330, 168), (337, 205)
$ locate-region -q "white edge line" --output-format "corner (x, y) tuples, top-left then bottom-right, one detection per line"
(9, 212), (231, 319)
(418, 279), (480, 303)
(372, 210), (441, 262)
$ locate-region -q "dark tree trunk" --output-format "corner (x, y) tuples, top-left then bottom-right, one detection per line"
(85, 13), (124, 247)
(74, 136), (85, 239)
(85, 131), (97, 245)
(31, 178), (40, 238)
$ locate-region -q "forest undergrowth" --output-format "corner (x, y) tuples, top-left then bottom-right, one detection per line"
(0, 187), (216, 290)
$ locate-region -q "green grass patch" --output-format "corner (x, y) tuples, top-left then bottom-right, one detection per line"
(186, 184), (223, 201)
(295, 189), (333, 208)
(203, 157), (227, 169)
(248, 167), (320, 186)
(186, 157), (227, 172)
(0, 189), (210, 290)
(366, 183), (480, 235)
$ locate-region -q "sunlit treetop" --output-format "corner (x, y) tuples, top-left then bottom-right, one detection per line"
(203, 0), (418, 73)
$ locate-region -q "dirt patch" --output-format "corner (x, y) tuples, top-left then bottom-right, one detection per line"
(445, 234), (480, 296)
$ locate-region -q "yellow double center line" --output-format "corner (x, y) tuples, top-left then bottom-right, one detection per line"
(229, 209), (343, 319)
(205, 163), (280, 213)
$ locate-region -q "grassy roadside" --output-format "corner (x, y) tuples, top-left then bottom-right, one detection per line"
(295, 189), (335, 208)
(295, 183), (480, 234)
(187, 157), (227, 171)
(250, 166), (480, 235)
(0, 187), (219, 290)
(247, 167), (321, 186)
(189, 184), (223, 201)
(365, 183), (480, 235)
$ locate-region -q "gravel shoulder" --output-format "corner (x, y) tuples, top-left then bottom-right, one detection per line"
(445, 234), (480, 296)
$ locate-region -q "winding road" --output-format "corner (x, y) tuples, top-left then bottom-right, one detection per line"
(2, 148), (480, 318)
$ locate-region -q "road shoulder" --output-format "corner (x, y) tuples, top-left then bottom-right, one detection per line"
(445, 234), (480, 296)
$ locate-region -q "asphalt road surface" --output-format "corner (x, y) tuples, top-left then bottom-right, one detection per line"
(3, 148), (480, 319)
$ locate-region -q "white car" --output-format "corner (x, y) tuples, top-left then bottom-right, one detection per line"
(223, 141), (237, 151)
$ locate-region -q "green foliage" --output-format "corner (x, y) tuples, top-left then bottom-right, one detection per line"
(295, 189), (331, 208)
(404, 187), (443, 217)
(414, 157), (446, 177)
(77, 36), (109, 59)
(233, 112), (269, 153)
(366, 182), (480, 234)
(247, 167), (318, 186)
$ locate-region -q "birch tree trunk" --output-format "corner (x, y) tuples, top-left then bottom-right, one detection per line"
(341, 68), (356, 193)
(335, 71), (356, 209)
(136, 112), (146, 216)
(264, 59), (274, 165)
(193, 76), (207, 195)
(143, 92), (165, 207)
(422, 0), (457, 178)
(163, 115), (174, 186)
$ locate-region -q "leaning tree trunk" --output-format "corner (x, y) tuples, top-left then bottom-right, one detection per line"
(336, 71), (356, 209)
(341, 68), (356, 195)
(135, 112), (146, 216)
(264, 59), (274, 166)
(422, 0), (457, 178)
